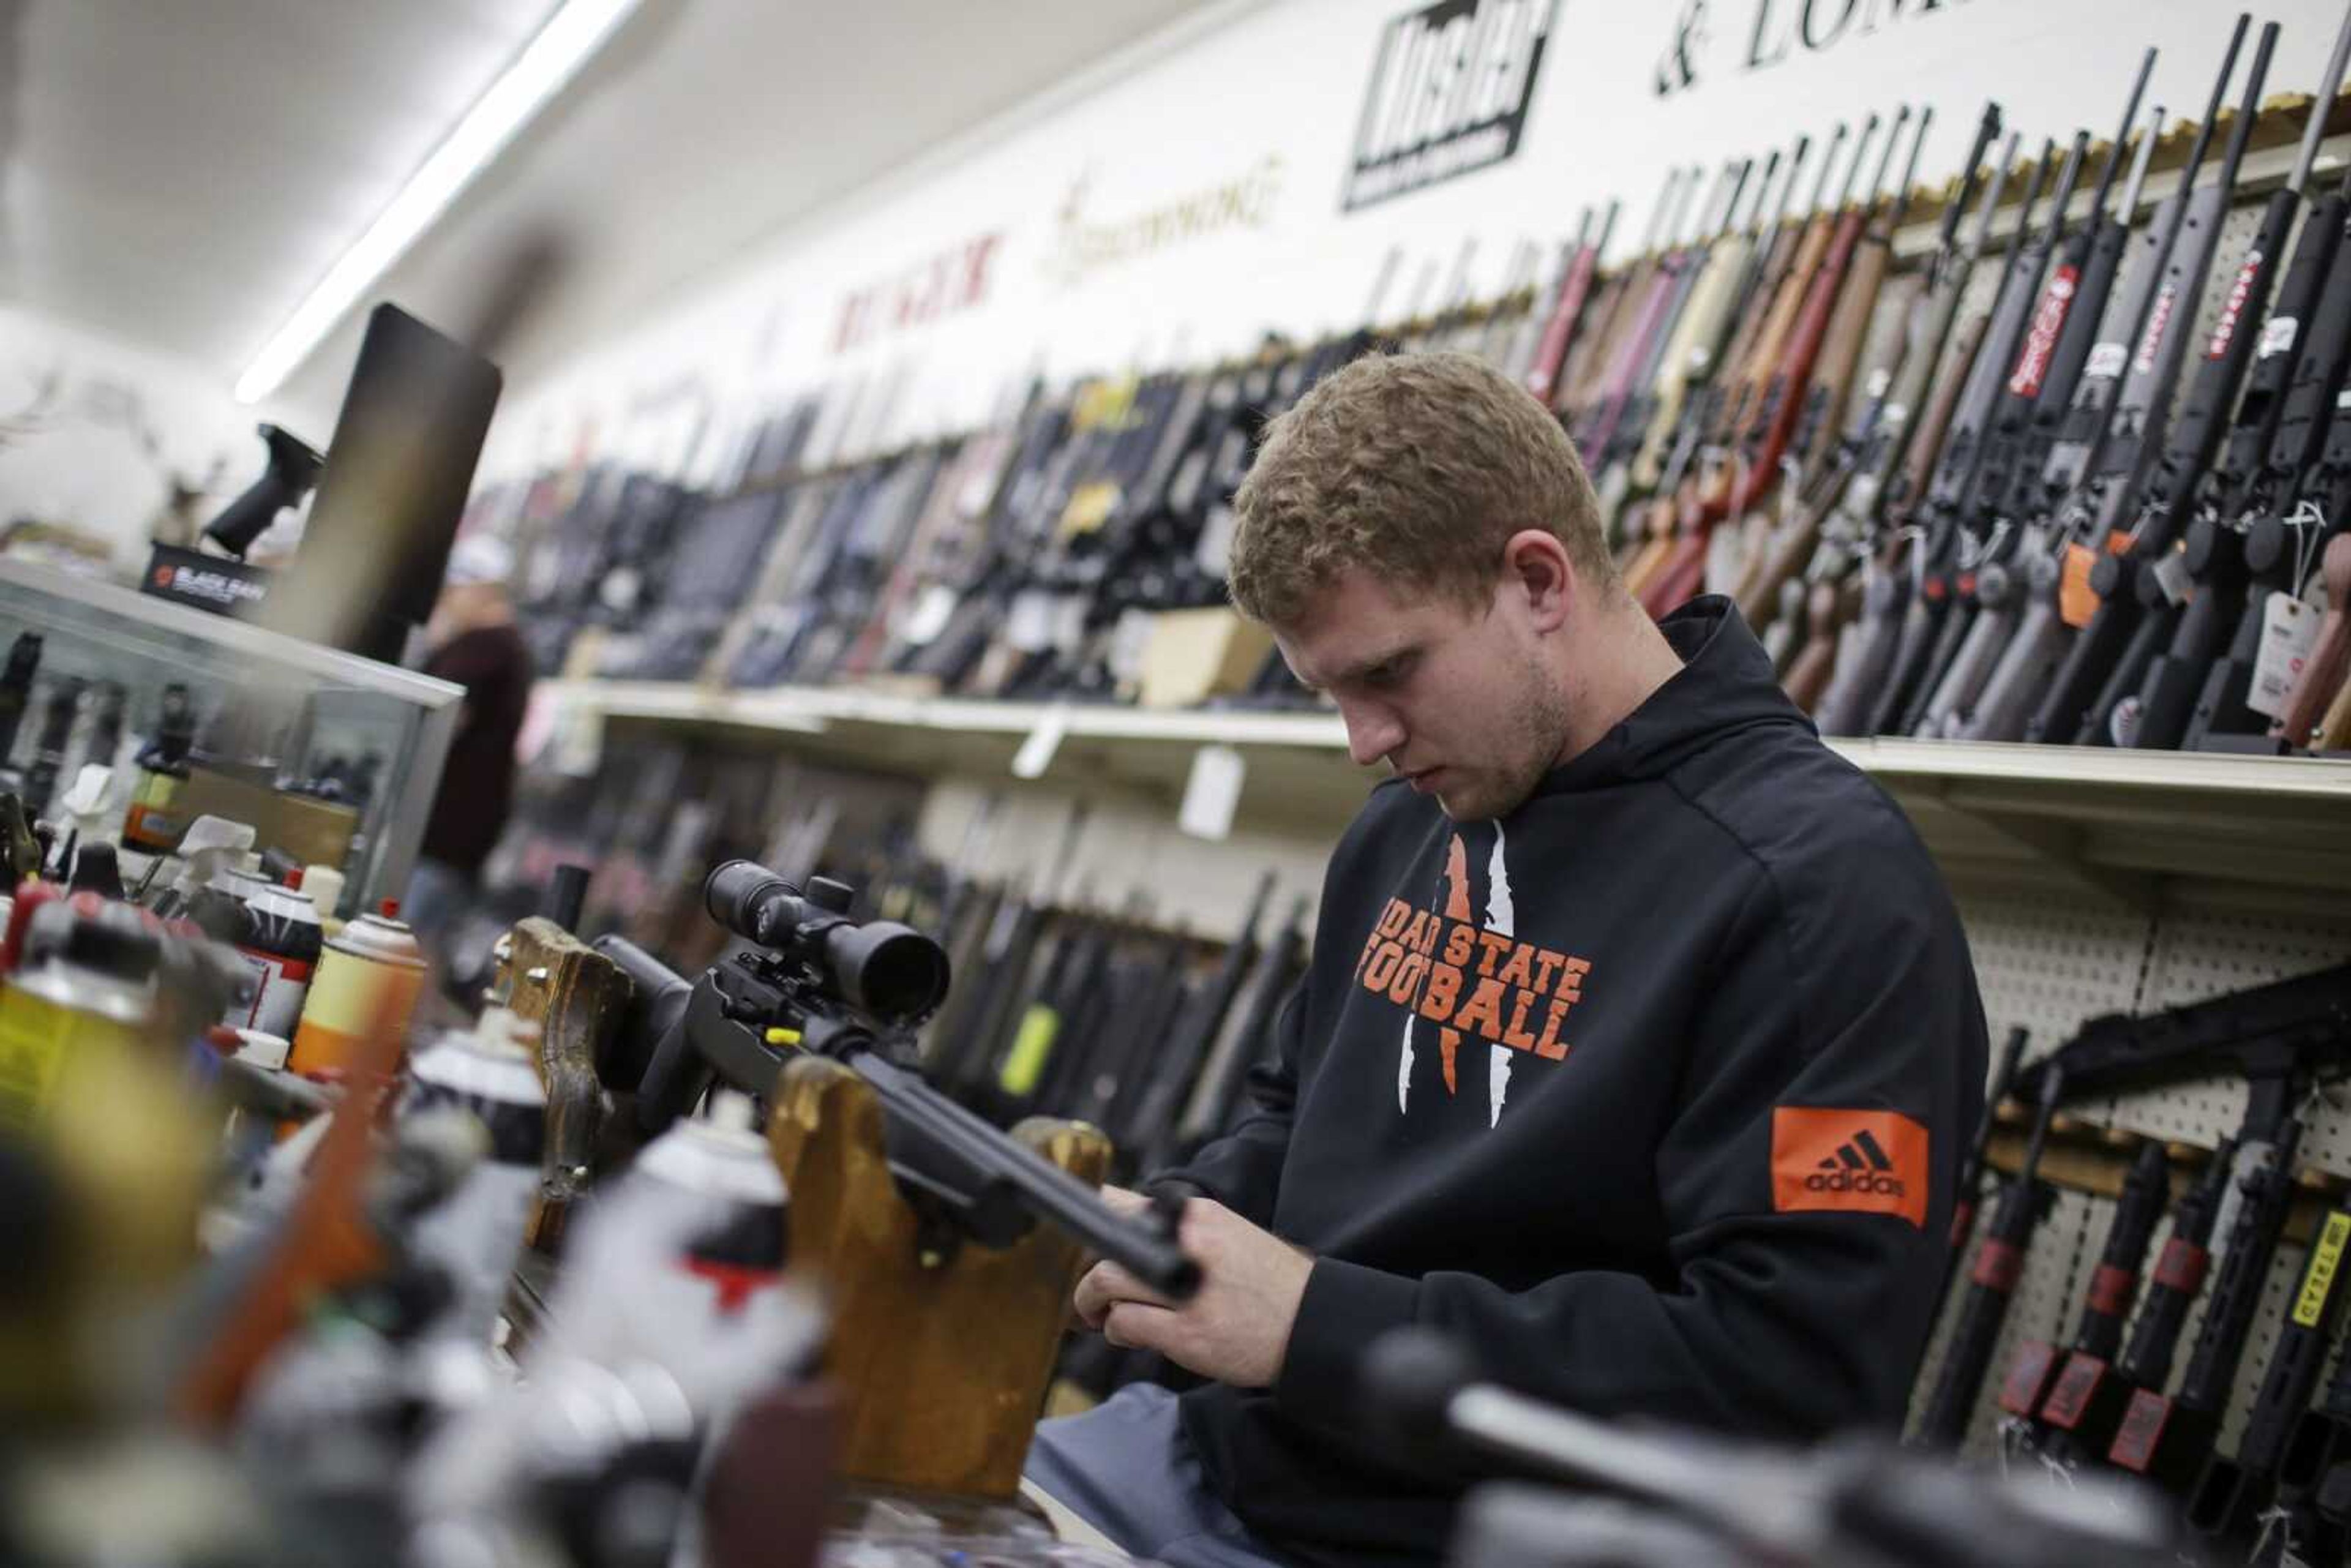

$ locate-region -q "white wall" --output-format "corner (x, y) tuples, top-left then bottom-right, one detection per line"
(484, 0), (2349, 481)
(0, 307), (262, 569)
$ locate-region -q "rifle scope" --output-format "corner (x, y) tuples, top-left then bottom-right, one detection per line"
(705, 860), (950, 1025)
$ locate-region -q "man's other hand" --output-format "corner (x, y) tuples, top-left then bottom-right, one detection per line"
(1073, 1192), (1313, 1390)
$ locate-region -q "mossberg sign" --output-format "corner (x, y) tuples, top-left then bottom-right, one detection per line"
(1344, 0), (1558, 212)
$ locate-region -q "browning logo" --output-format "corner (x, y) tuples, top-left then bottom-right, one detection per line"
(1771, 1106), (1929, 1228)
(1354, 827), (1595, 1127)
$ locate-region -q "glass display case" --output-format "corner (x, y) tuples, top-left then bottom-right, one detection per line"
(0, 558), (461, 915)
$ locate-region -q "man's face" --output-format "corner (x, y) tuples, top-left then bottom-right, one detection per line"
(1274, 566), (1567, 822)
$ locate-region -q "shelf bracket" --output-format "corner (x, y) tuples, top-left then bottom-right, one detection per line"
(1937, 791), (2161, 913)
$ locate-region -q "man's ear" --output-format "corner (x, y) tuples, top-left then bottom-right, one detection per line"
(1501, 529), (1574, 634)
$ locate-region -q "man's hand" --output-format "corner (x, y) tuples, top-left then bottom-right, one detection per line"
(1074, 1189), (1313, 1389)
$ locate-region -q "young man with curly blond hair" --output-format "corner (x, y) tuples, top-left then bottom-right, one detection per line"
(1026, 351), (1986, 1568)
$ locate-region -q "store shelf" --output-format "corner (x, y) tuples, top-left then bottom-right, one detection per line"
(540, 680), (2351, 904)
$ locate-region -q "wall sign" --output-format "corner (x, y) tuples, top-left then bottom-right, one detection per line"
(829, 232), (1002, 354)
(1048, 156), (1286, 289)
(1655, 0), (1973, 98)
(1343, 0), (1559, 212)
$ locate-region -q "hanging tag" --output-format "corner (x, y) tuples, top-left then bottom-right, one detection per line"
(1196, 505), (1240, 576)
(901, 583), (958, 648)
(1178, 745), (1247, 841)
(2107, 694), (2143, 748)
(2083, 342), (2129, 381)
(1010, 705), (1069, 780)
(2150, 549), (2194, 607)
(2059, 543), (2102, 628)
(1005, 590), (1055, 653)
(2248, 594), (2323, 720)
(1052, 593), (1089, 650)
(2259, 315), (2300, 360)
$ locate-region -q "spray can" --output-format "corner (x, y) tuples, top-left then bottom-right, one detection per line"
(224, 877), (323, 1040)
(632, 1092), (789, 1321)
(401, 1007), (549, 1338)
(0, 901), (157, 1133)
(288, 902), (427, 1078)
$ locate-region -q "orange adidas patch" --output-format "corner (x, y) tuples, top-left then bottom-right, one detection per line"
(1771, 1108), (1930, 1229)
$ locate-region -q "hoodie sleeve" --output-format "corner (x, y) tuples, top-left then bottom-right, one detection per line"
(1144, 986), (1305, 1230)
(1273, 862), (1985, 1440)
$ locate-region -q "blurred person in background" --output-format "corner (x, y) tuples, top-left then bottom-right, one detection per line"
(403, 533), (533, 954)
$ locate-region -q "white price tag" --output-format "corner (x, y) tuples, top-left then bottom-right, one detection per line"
(1005, 591), (1056, 654)
(1195, 505), (1240, 577)
(1864, 369), (1894, 400)
(2248, 593), (2323, 719)
(1178, 745), (1247, 841)
(1053, 593), (1088, 650)
(2150, 549), (2194, 607)
(1010, 705), (1069, 780)
(900, 583), (958, 648)
(2259, 315), (2300, 359)
(1108, 608), (1157, 685)
(2107, 694), (2143, 748)
(2085, 342), (2129, 380)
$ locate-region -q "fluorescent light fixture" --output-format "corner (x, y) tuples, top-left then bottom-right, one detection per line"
(234, 0), (641, 403)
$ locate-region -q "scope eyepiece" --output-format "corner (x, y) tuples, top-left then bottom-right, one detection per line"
(702, 860), (950, 1025)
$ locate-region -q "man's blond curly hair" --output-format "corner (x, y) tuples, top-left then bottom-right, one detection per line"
(1226, 350), (1614, 626)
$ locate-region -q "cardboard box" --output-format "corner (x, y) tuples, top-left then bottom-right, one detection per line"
(1138, 608), (1275, 710)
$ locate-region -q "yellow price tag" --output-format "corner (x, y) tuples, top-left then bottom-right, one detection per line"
(2293, 1212), (2351, 1328)
(998, 1005), (1062, 1097)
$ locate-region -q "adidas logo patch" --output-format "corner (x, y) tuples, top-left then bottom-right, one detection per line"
(1771, 1107), (1930, 1228)
(1807, 1130), (1907, 1197)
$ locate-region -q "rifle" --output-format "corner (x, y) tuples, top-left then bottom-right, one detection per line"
(1914, 1063), (2061, 1449)
(1556, 175), (1688, 433)
(1119, 872), (1271, 1160)
(2186, 1201), (2351, 1549)
(1625, 136), (1812, 588)
(599, 860), (1199, 1297)
(1648, 122), (1858, 615)
(2190, 160), (2351, 748)
(2132, 0), (2351, 749)
(1577, 167), (1716, 462)
(1941, 1026), (2031, 1308)
(1721, 113), (1891, 519)
(2036, 1139), (2234, 1469)
(1998, 1139), (2171, 1442)
(1735, 110), (1926, 628)
(2028, 13), (2270, 745)
(1590, 164), (1749, 497)
(1599, 159), (1763, 506)
(1524, 202), (1621, 405)
(1932, 63), (2164, 739)
(1889, 133), (2085, 738)
(1862, 131), (2053, 735)
(1810, 105), (2007, 735)
(1158, 893), (1308, 1169)
(2260, 1241), (2351, 1566)
(2108, 1100), (2306, 1492)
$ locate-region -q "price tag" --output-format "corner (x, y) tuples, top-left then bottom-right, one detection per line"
(2107, 694), (2142, 748)
(1108, 608), (1157, 686)
(1864, 369), (1894, 400)
(2248, 593), (2322, 719)
(900, 583), (958, 648)
(2084, 342), (2129, 380)
(2150, 549), (2194, 607)
(1053, 593), (1088, 649)
(2259, 315), (2301, 359)
(1005, 591), (1056, 653)
(2059, 543), (2102, 628)
(1179, 745), (1247, 842)
(1011, 705), (1069, 780)
(1196, 505), (1240, 576)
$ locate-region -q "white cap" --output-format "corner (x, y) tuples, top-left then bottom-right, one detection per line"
(444, 533), (515, 588)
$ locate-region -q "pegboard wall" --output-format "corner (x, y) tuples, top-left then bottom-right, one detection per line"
(1913, 883), (2351, 1461)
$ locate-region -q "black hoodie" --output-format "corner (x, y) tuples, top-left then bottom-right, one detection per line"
(1159, 598), (1987, 1567)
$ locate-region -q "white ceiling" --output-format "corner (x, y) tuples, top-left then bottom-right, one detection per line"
(2, 0), (1231, 424)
